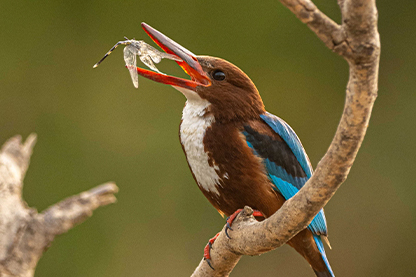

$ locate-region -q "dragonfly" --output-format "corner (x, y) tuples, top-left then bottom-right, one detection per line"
(93, 37), (181, 88)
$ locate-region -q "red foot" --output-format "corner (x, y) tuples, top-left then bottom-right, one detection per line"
(225, 209), (264, 238)
(203, 209), (264, 270)
(204, 232), (220, 270)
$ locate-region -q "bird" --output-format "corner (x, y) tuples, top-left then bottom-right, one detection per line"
(134, 22), (335, 277)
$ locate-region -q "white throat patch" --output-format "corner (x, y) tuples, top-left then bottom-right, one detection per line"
(177, 87), (223, 196)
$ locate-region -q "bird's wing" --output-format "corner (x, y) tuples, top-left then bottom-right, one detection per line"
(242, 112), (327, 236)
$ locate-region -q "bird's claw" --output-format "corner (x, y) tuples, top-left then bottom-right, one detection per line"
(203, 232), (220, 270)
(225, 221), (233, 239)
(225, 209), (264, 239)
(202, 210), (264, 269)
(204, 257), (215, 270)
(224, 209), (243, 239)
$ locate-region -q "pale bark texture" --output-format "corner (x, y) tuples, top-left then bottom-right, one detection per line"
(0, 134), (119, 277)
(192, 0), (380, 276)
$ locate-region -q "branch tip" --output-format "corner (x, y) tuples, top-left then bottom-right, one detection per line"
(1, 135), (22, 153)
(83, 182), (119, 206)
(242, 206), (253, 217)
(87, 182), (119, 195)
(23, 133), (37, 154)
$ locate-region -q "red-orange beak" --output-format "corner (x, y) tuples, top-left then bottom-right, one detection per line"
(135, 23), (211, 90)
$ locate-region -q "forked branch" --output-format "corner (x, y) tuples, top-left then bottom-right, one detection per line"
(0, 134), (119, 277)
(192, 0), (380, 276)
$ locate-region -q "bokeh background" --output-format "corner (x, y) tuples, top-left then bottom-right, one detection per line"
(1, 0), (415, 276)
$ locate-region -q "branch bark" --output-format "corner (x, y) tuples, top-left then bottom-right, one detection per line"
(0, 134), (119, 277)
(192, 0), (380, 276)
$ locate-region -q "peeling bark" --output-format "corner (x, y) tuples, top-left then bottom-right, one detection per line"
(192, 0), (380, 276)
(0, 134), (118, 277)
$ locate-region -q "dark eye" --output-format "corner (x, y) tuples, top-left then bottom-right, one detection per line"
(212, 70), (226, 81)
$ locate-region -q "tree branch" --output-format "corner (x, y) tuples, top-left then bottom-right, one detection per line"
(279, 0), (345, 50)
(192, 0), (380, 275)
(41, 183), (118, 237)
(0, 134), (119, 277)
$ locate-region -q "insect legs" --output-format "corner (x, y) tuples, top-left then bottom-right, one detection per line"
(93, 39), (132, 68)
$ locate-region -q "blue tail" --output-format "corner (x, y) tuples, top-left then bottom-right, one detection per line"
(313, 235), (335, 277)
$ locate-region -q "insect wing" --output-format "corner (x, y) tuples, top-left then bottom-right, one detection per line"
(139, 55), (160, 73)
(124, 45), (139, 88)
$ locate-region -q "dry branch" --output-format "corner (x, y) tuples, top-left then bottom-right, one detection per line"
(192, 0), (380, 276)
(0, 134), (118, 277)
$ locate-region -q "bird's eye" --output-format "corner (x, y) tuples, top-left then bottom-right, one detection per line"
(212, 70), (226, 81)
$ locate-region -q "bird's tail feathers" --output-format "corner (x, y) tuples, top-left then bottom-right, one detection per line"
(313, 235), (335, 277)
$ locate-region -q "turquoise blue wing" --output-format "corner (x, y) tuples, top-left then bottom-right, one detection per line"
(243, 112), (327, 236)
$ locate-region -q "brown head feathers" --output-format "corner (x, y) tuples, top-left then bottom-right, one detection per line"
(195, 56), (265, 123)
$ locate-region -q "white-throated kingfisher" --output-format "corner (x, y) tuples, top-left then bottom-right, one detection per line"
(135, 23), (335, 277)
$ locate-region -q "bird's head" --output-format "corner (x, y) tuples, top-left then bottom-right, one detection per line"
(136, 23), (265, 122)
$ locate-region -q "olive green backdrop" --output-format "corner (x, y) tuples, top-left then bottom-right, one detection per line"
(1, 0), (414, 276)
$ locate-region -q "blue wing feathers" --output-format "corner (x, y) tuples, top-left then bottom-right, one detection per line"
(268, 174), (327, 236)
(265, 159), (307, 189)
(244, 112), (332, 275)
(269, 174), (299, 200)
(260, 112), (313, 178)
(310, 210), (328, 236)
(244, 112), (328, 236)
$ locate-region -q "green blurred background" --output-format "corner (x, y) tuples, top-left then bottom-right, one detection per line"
(1, 0), (415, 276)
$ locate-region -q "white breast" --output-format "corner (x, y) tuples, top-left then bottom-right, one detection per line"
(180, 99), (223, 196)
